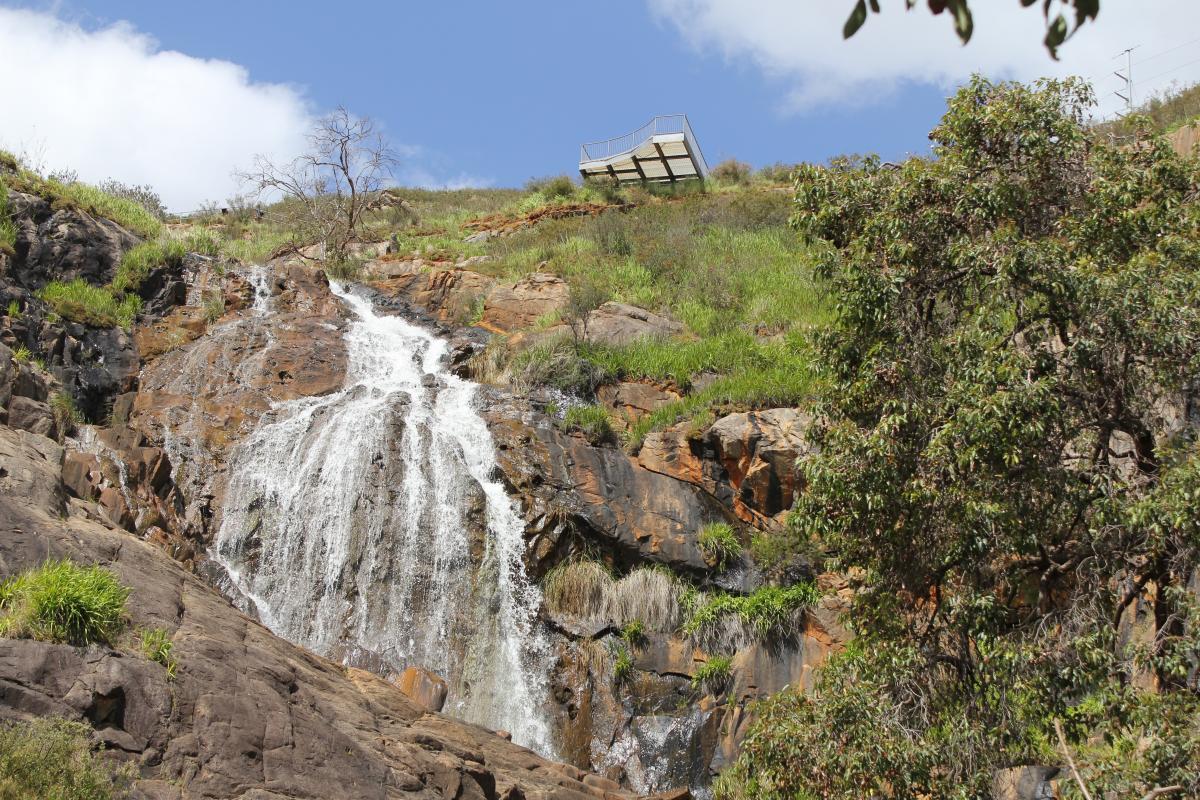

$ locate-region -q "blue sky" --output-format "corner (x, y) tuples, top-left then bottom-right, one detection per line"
(2, 1), (1198, 208)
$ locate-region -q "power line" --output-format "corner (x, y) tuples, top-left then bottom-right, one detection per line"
(1113, 47), (1137, 115)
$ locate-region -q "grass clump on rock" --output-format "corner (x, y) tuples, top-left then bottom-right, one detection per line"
(698, 522), (741, 569)
(38, 279), (140, 329)
(559, 403), (614, 445)
(0, 716), (133, 800)
(682, 583), (820, 652)
(691, 654), (733, 693)
(138, 627), (177, 680)
(110, 239), (187, 294)
(0, 559), (130, 646)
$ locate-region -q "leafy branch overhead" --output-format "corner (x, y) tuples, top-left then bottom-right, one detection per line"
(843, 0), (1100, 57)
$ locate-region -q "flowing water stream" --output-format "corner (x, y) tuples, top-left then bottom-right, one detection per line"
(212, 281), (555, 755)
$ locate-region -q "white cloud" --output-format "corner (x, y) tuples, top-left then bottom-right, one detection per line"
(0, 6), (314, 211)
(649, 1), (1200, 118)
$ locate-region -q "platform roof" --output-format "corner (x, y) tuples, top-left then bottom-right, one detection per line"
(579, 115), (708, 184)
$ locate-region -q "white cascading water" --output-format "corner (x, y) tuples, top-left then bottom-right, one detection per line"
(212, 281), (555, 754)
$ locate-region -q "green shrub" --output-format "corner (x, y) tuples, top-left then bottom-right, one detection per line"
(138, 627), (177, 680)
(560, 404), (614, 445)
(38, 280), (140, 329)
(611, 644), (633, 683)
(698, 522), (741, 569)
(0, 716), (133, 800)
(0, 560), (130, 646)
(691, 654), (732, 693)
(525, 175), (576, 200)
(49, 392), (84, 436)
(111, 239), (186, 294)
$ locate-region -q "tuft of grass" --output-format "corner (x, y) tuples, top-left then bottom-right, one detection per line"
(138, 627), (177, 680)
(541, 559), (612, 620)
(691, 654), (733, 693)
(606, 566), (689, 633)
(49, 392), (84, 436)
(0, 178), (16, 256)
(111, 238), (187, 294)
(325, 256), (364, 282)
(11, 345), (32, 362)
(682, 583), (821, 652)
(510, 337), (612, 396)
(6, 299), (20, 318)
(611, 644), (634, 684)
(5, 177), (167, 239)
(202, 291), (225, 325)
(38, 280), (140, 329)
(619, 619), (647, 648)
(0, 716), (133, 800)
(698, 522), (742, 569)
(0, 559), (130, 646)
(560, 403), (614, 445)
(182, 227), (223, 258)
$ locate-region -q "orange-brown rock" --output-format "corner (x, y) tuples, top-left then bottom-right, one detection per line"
(597, 381), (680, 427)
(481, 272), (570, 333)
(394, 665), (449, 712)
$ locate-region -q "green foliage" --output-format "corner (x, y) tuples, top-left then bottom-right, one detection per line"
(38, 280), (140, 329)
(611, 644), (634, 683)
(5, 300), (19, 319)
(11, 345), (31, 363)
(138, 627), (177, 680)
(182, 228), (223, 258)
(49, 392), (84, 435)
(510, 337), (612, 397)
(559, 404), (614, 445)
(0, 560), (129, 646)
(697, 522), (741, 569)
(841, 0), (1099, 56)
(94, 179), (165, 221)
(112, 239), (187, 294)
(0, 716), (132, 800)
(324, 256), (364, 282)
(691, 654), (732, 693)
(682, 583), (820, 649)
(524, 175), (576, 200)
(619, 619), (646, 648)
(721, 76), (1200, 798)
(38, 179), (163, 239)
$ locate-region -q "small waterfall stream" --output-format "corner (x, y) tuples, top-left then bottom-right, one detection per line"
(212, 281), (555, 754)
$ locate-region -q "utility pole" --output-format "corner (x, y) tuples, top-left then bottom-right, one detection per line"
(1113, 46), (1138, 116)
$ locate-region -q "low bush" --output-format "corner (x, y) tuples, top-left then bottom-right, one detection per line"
(95, 179), (166, 221)
(525, 175), (576, 200)
(0, 716), (133, 800)
(0, 559), (130, 646)
(691, 654), (732, 693)
(698, 522), (741, 569)
(560, 404), (614, 445)
(138, 627), (177, 680)
(510, 338), (612, 397)
(38, 280), (140, 329)
(710, 159), (753, 186)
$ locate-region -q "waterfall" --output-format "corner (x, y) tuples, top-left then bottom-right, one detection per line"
(212, 281), (555, 755)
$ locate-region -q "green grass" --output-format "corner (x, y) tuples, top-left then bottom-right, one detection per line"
(5, 170), (163, 240)
(698, 522), (742, 569)
(619, 619), (647, 648)
(0, 178), (15, 256)
(611, 644), (634, 683)
(6, 299), (20, 319)
(38, 279), (140, 329)
(138, 627), (177, 680)
(0, 560), (130, 646)
(11, 345), (32, 362)
(111, 239), (187, 294)
(682, 583), (821, 647)
(692, 654), (733, 693)
(0, 716), (133, 800)
(559, 403), (614, 445)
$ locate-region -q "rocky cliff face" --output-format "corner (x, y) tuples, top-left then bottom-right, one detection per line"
(0, 204), (849, 797)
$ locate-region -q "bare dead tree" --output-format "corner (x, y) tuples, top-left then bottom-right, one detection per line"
(238, 107), (398, 261)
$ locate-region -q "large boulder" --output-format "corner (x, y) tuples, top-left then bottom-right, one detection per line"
(597, 381), (680, 428)
(638, 408), (812, 529)
(584, 302), (682, 346)
(481, 273), (570, 333)
(5, 191), (140, 289)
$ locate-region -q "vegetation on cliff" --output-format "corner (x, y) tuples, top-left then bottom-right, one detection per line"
(0, 716), (132, 800)
(0, 560), (129, 646)
(716, 76), (1200, 799)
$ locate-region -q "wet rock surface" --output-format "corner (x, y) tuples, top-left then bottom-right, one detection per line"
(0, 425), (653, 800)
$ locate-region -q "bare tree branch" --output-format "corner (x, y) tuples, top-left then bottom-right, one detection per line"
(1054, 719), (1094, 800)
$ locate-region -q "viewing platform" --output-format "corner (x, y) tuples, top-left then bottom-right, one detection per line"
(579, 114), (709, 184)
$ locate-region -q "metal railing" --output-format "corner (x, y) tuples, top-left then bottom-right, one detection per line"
(579, 114), (709, 176)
